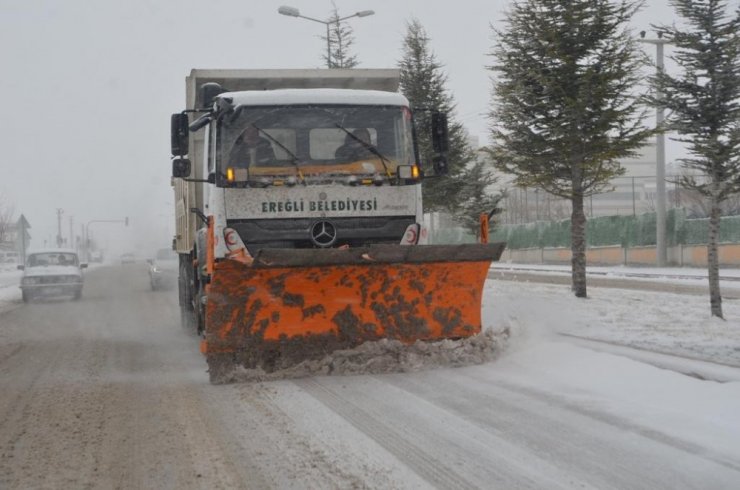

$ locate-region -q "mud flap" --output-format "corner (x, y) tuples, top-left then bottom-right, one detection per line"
(202, 243), (505, 381)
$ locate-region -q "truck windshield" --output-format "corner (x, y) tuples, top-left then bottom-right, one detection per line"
(219, 105), (416, 186)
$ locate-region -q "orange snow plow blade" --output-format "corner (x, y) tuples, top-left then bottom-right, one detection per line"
(202, 243), (505, 381)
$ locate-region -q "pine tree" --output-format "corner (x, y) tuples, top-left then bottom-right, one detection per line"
(455, 158), (505, 236)
(399, 18), (501, 224)
(647, 0), (740, 319)
(321, 3), (359, 69)
(488, 0), (652, 297)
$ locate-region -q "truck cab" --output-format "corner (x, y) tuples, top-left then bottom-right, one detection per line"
(184, 88), (424, 255)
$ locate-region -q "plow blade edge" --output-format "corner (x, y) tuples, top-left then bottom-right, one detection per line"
(203, 243), (505, 379)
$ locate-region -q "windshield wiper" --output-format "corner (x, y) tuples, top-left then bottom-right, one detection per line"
(334, 123), (394, 183)
(251, 124), (305, 183)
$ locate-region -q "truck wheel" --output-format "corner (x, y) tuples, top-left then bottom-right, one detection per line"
(22, 290), (30, 303)
(179, 259), (196, 331)
(73, 290), (82, 301)
(195, 283), (206, 337)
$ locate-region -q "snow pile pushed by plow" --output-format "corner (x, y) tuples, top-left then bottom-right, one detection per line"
(210, 328), (510, 384)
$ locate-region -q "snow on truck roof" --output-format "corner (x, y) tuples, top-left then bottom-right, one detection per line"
(219, 89), (409, 108)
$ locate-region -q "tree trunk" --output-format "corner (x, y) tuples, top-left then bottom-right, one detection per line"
(571, 193), (588, 298)
(707, 196), (723, 319)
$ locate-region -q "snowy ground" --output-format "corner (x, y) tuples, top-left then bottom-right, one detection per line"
(3, 264), (740, 488)
(493, 261), (740, 292)
(478, 278), (740, 473)
(485, 278), (740, 367)
(0, 268), (21, 309)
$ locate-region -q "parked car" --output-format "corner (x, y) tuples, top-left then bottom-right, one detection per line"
(148, 248), (178, 290)
(120, 253), (136, 264)
(18, 249), (87, 302)
(0, 251), (19, 264)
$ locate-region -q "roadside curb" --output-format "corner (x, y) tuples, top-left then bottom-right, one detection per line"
(559, 332), (740, 383)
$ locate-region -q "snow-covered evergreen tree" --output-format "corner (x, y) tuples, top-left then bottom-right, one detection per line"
(321, 3), (359, 69)
(488, 0), (652, 297)
(648, 0), (740, 318)
(399, 18), (502, 226)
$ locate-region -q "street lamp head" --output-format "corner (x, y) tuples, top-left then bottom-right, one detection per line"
(278, 6), (300, 17)
(356, 10), (374, 17)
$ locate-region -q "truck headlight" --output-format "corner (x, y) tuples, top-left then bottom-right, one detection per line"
(22, 277), (38, 285)
(397, 165), (420, 181)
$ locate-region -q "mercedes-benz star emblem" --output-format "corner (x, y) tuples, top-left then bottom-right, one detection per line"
(310, 221), (337, 247)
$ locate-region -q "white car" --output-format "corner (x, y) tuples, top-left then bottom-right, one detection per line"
(148, 248), (178, 290)
(18, 249), (87, 302)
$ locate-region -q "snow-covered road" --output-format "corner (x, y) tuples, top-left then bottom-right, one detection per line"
(1, 264), (739, 488)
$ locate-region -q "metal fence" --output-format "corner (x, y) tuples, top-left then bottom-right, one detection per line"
(497, 175), (740, 225)
(491, 208), (740, 249)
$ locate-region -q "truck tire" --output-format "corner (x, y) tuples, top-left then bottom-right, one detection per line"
(73, 290), (82, 301)
(22, 290), (30, 303)
(179, 257), (196, 331)
(195, 283), (206, 337)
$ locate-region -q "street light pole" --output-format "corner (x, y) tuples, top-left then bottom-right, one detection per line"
(278, 5), (375, 69)
(640, 34), (670, 267)
(56, 208), (64, 247)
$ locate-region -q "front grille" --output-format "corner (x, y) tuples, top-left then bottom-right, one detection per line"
(38, 276), (78, 284)
(227, 216), (415, 253)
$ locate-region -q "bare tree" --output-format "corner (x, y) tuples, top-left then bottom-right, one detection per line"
(0, 193), (16, 248)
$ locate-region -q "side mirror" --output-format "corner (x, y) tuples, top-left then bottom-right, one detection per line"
(200, 82), (226, 109)
(431, 112), (449, 154)
(80, 263), (88, 269)
(172, 158), (192, 178)
(433, 155), (449, 176)
(171, 113), (189, 156)
(17, 265), (24, 270)
(189, 114), (211, 132)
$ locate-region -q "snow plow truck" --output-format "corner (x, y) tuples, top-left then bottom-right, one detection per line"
(170, 69), (505, 383)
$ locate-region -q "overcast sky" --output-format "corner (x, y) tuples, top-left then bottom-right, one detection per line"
(0, 0), (732, 256)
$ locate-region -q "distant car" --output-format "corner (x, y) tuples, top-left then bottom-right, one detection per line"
(0, 251), (19, 264)
(148, 248), (178, 290)
(120, 253), (135, 264)
(18, 249), (87, 302)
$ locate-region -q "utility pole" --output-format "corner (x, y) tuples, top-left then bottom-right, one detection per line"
(16, 215), (30, 264)
(69, 215), (74, 249)
(56, 208), (64, 247)
(640, 32), (670, 267)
